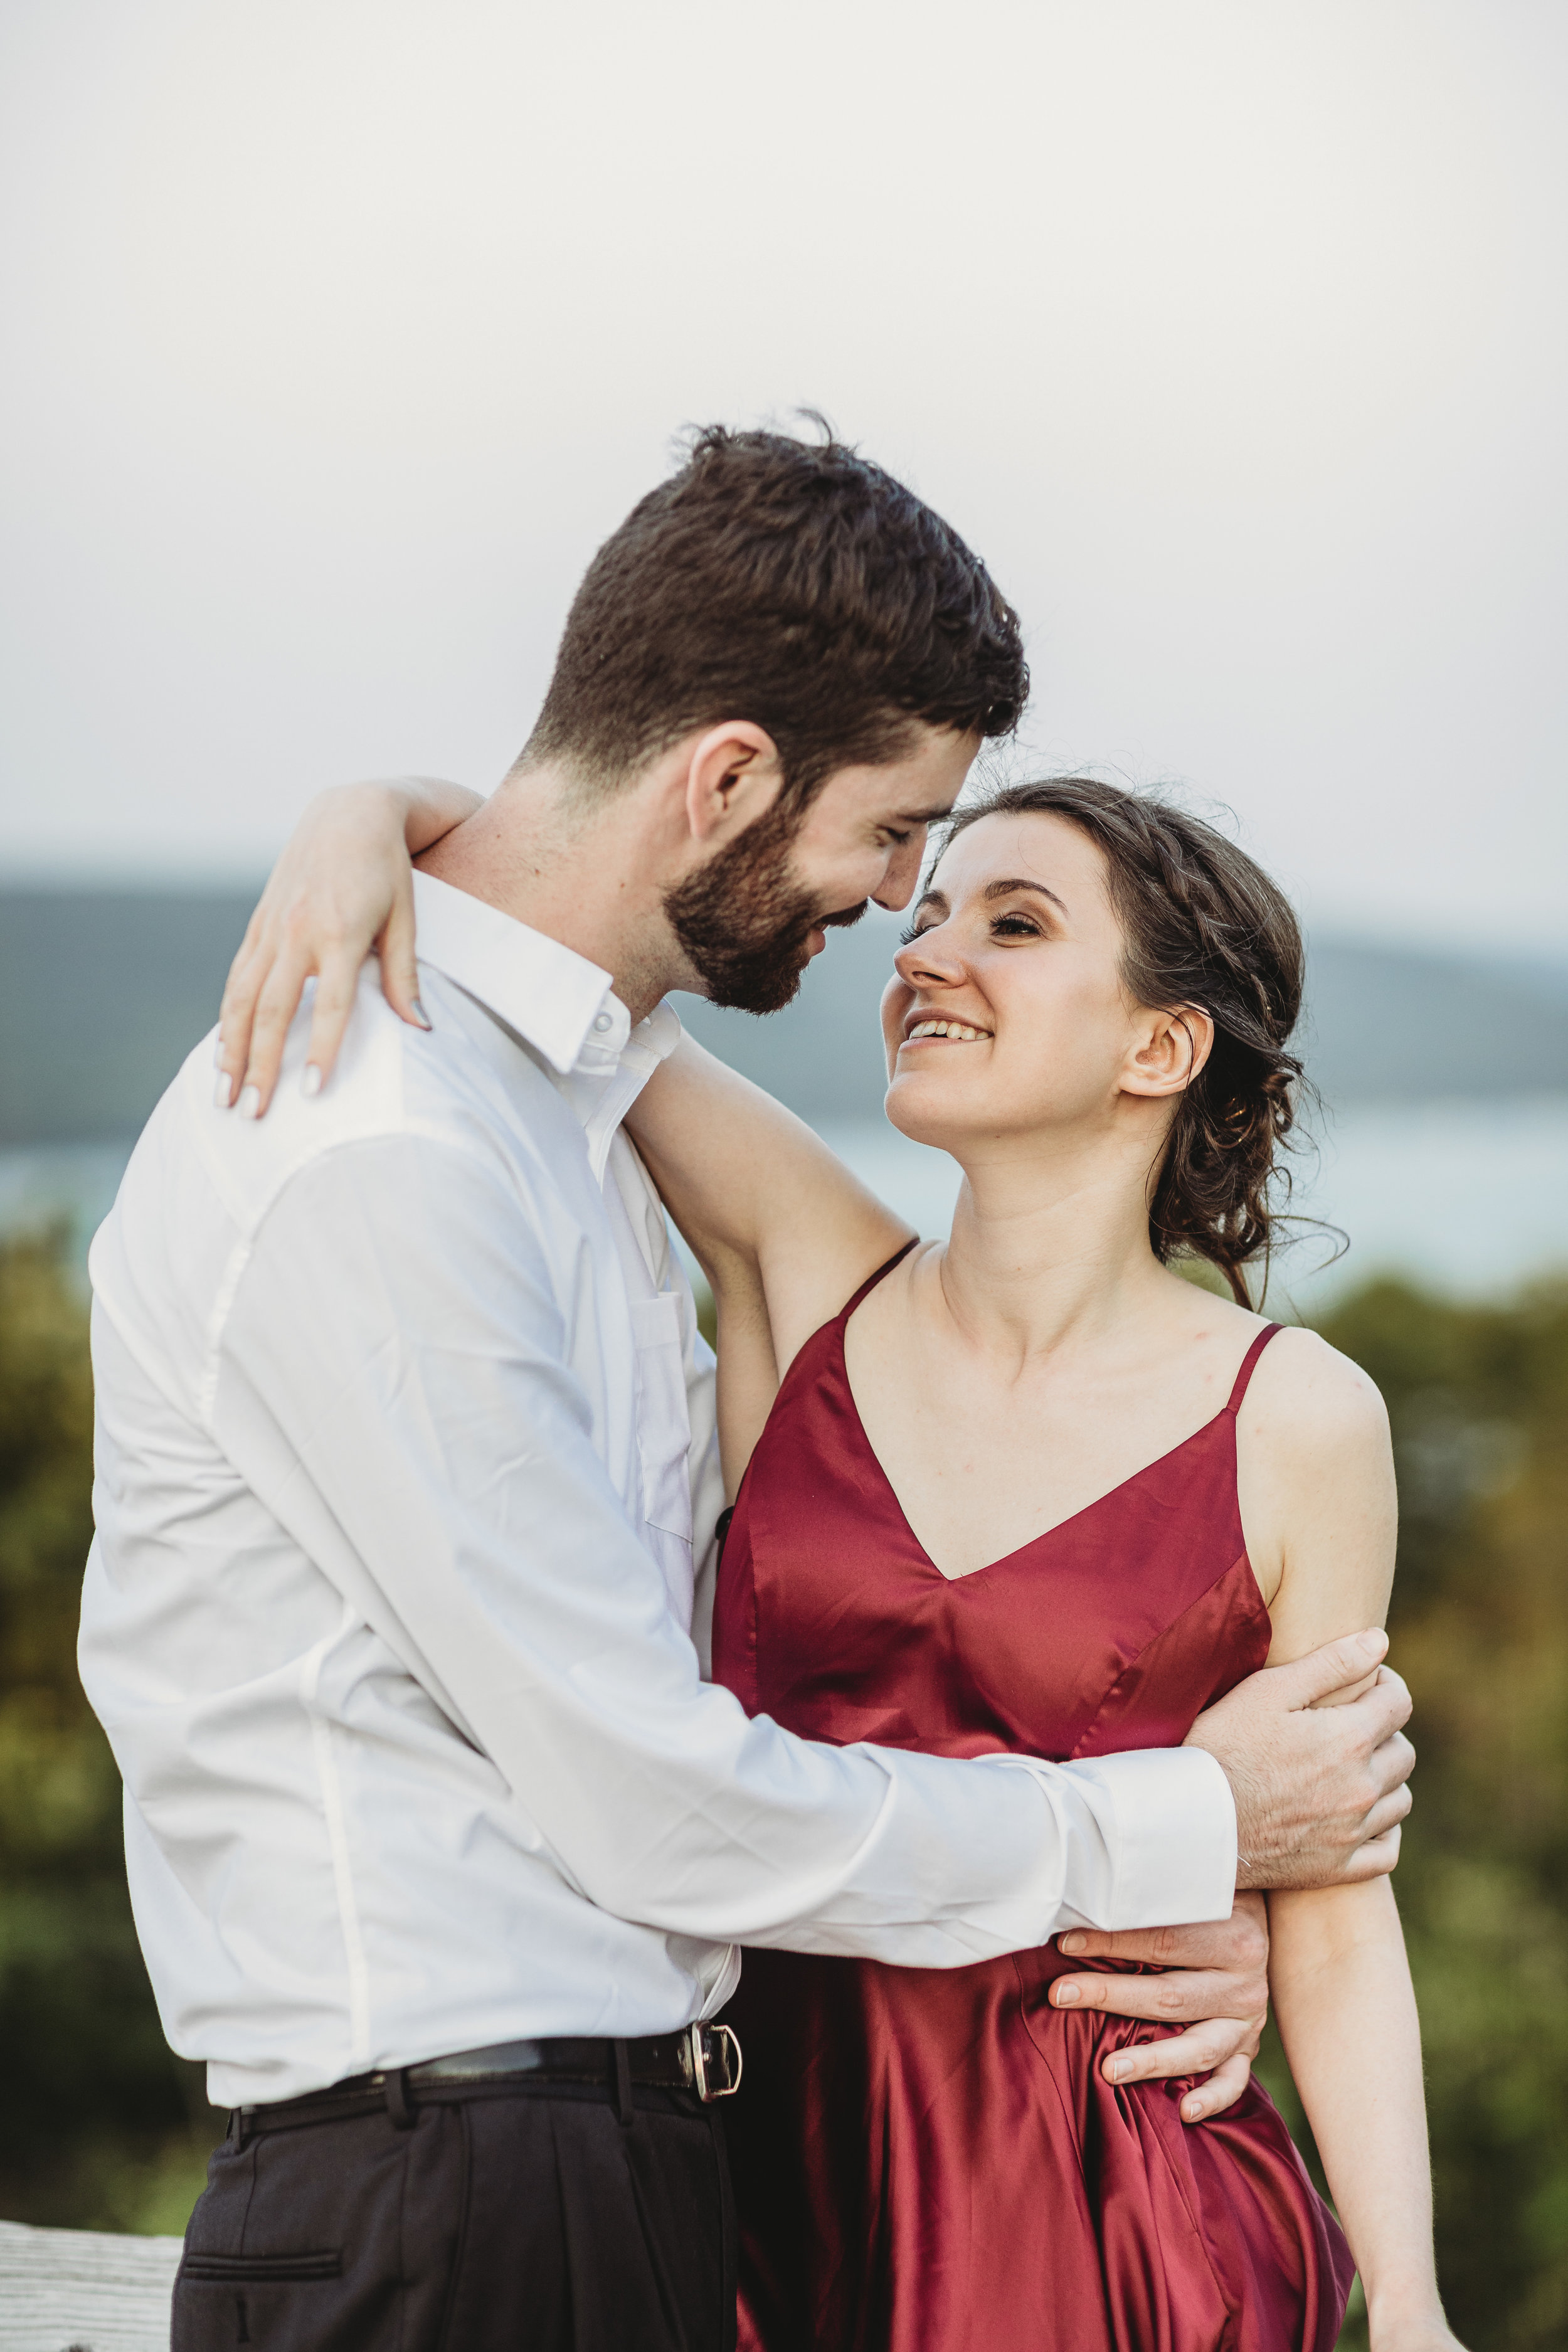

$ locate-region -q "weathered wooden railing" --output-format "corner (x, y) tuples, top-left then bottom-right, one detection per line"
(0, 2220), (181, 2352)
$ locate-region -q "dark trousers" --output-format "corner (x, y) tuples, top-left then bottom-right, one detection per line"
(172, 2080), (738, 2352)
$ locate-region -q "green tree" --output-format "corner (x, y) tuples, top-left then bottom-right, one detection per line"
(0, 1226), (210, 2230)
(1319, 1278), (1568, 2352)
(1259, 1278), (1568, 2352)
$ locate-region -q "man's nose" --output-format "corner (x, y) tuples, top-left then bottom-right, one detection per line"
(872, 830), (927, 911)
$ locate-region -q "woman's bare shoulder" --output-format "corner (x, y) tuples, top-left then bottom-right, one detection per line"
(1244, 1323), (1391, 1463)
(1229, 1323), (1396, 1623)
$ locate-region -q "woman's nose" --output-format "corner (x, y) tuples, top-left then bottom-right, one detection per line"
(893, 927), (963, 990)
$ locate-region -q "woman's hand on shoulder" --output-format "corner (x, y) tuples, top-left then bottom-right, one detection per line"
(216, 777), (480, 1116)
(1234, 1325), (1397, 1654)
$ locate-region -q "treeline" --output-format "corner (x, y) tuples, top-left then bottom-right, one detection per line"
(1297, 1276), (1568, 2349)
(0, 1228), (1563, 2342)
(0, 1227), (211, 2232)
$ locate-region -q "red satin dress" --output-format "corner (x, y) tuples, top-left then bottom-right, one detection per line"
(711, 1254), (1354, 2352)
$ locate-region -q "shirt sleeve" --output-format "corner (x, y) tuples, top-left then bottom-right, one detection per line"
(213, 1134), (1237, 1964)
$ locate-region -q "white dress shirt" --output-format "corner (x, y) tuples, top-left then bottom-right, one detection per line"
(80, 873), (1237, 2109)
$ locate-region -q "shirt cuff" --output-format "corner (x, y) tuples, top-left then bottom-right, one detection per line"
(1074, 1746), (1238, 1928)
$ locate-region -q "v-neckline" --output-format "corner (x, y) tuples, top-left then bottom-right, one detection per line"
(834, 1315), (1239, 1587)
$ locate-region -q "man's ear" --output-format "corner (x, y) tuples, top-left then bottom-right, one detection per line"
(683, 721), (784, 844)
(1121, 1005), (1216, 1099)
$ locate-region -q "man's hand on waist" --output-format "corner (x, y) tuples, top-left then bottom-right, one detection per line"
(1047, 1894), (1270, 2124)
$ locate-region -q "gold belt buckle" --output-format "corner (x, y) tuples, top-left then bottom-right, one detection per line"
(684, 2021), (743, 2102)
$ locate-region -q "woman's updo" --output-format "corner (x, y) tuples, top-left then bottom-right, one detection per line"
(940, 777), (1306, 1307)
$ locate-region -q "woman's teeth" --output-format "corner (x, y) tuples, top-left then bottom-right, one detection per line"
(908, 1019), (990, 1042)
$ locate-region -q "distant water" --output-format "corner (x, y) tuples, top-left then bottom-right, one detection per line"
(0, 1141), (136, 1273)
(814, 1095), (1568, 1309)
(4, 1095), (1566, 1306)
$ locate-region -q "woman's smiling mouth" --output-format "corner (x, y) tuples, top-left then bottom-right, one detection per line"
(903, 1019), (993, 1044)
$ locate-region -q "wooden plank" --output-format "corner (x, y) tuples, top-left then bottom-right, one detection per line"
(0, 2219), (181, 2352)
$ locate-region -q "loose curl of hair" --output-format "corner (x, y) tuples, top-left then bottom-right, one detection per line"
(940, 778), (1307, 1307)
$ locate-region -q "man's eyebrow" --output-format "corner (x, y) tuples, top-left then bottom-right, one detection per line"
(898, 803), (962, 827)
(984, 876), (1069, 915)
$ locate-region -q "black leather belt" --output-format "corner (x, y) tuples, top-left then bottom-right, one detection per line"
(231, 2025), (743, 2139)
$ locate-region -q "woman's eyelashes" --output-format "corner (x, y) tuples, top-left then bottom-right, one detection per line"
(894, 915), (1042, 946)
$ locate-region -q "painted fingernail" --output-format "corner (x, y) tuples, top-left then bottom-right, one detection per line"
(1059, 1932), (1085, 1955)
(302, 1064), (323, 1099)
(1054, 1982), (1080, 2006)
(215, 1073), (233, 1109)
(411, 997), (433, 1031)
(238, 1085), (262, 1119)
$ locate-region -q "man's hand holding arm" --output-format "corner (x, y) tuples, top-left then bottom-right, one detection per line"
(1187, 1631), (1414, 1890)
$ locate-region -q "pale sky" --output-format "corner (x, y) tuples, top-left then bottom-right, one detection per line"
(2, 0), (1565, 955)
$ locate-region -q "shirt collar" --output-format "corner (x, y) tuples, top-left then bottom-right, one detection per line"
(411, 870), (635, 1076)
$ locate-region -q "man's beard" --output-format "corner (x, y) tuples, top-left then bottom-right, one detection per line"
(663, 796), (868, 1014)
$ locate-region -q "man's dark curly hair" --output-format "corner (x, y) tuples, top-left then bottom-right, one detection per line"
(942, 777), (1307, 1306)
(524, 423), (1028, 809)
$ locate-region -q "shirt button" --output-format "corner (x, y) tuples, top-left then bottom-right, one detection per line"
(593, 1012), (613, 1034)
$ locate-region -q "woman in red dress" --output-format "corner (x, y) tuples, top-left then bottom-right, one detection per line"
(233, 771), (1463, 2352)
(624, 780), (1463, 2352)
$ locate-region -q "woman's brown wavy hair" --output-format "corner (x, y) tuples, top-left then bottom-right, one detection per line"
(939, 778), (1308, 1306)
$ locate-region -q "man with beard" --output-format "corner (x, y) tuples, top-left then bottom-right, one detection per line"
(81, 427), (1414, 2352)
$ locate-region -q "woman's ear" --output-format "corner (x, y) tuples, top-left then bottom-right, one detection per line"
(1121, 1005), (1216, 1099)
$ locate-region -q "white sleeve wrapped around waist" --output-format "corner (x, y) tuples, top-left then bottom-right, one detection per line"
(216, 1136), (1239, 1966)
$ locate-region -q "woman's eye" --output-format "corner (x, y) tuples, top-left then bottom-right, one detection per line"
(898, 920), (935, 947)
(992, 913), (1042, 938)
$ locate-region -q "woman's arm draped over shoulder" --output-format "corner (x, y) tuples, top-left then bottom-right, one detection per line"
(213, 776), (916, 1487)
(627, 1039), (913, 1488)
(1239, 1332), (1466, 2352)
(217, 778), (482, 1114)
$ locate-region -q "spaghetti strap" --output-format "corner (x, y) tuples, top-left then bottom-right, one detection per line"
(838, 1237), (919, 1325)
(1224, 1322), (1285, 1415)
